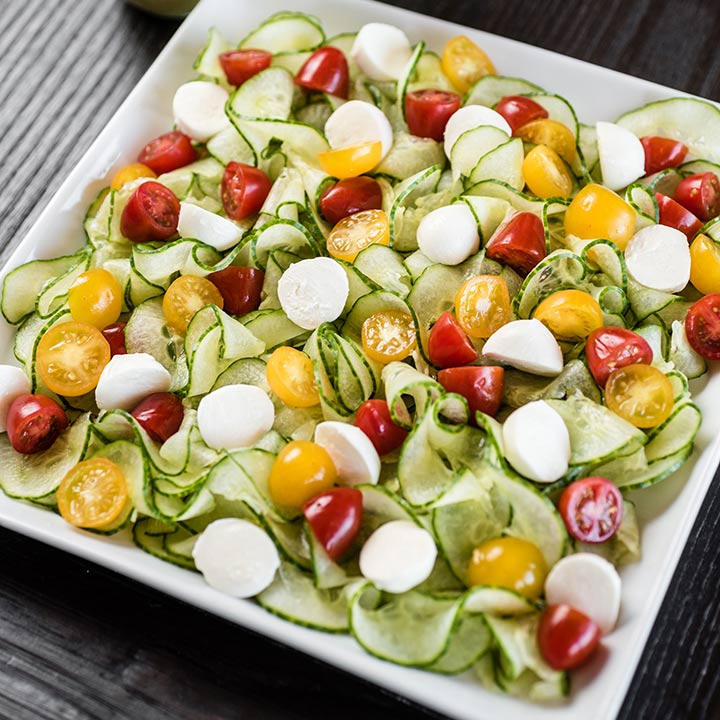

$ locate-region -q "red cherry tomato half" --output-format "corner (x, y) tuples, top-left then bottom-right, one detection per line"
(319, 176), (384, 226)
(655, 192), (703, 241)
(495, 95), (549, 135)
(558, 476), (624, 543)
(538, 604), (602, 671)
(303, 487), (363, 561)
(585, 326), (653, 388)
(219, 48), (273, 87)
(221, 162), (273, 221)
(295, 47), (349, 98)
(207, 266), (264, 317)
(404, 89), (462, 142)
(484, 211), (546, 277)
(138, 131), (197, 175)
(437, 365), (504, 420)
(101, 322), (127, 357)
(674, 172), (720, 222)
(685, 293), (720, 360)
(640, 136), (688, 175)
(120, 181), (180, 243)
(6, 394), (68, 455)
(354, 399), (409, 456)
(130, 392), (184, 444)
(427, 312), (478, 368)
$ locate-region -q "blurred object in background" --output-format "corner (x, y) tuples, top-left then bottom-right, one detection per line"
(125, 0), (199, 17)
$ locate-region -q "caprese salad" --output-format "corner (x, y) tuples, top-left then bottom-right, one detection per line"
(1, 8), (719, 702)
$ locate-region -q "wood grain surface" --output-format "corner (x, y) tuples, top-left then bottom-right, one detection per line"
(1, 1), (719, 718)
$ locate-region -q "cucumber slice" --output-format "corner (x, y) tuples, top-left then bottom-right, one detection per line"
(427, 612), (491, 674)
(352, 245), (411, 297)
(669, 320), (707, 379)
(193, 27), (232, 84)
(242, 309), (308, 351)
(525, 93), (579, 139)
(375, 132), (445, 181)
(467, 137), (524, 190)
(463, 586), (537, 616)
(206, 125), (256, 166)
(341, 291), (411, 344)
(450, 125), (510, 182)
(461, 195), (512, 243)
(239, 11), (324, 54)
(397, 41), (426, 123)
(465, 76), (544, 108)
(133, 518), (197, 570)
(382, 361), (443, 429)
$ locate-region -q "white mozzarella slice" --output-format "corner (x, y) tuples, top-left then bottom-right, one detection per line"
(177, 202), (243, 251)
(544, 553), (622, 634)
(197, 384), (274, 450)
(625, 224), (690, 293)
(416, 204), (480, 265)
(324, 100), (394, 159)
(314, 421), (381, 486)
(95, 353), (172, 411)
(359, 520), (437, 593)
(596, 121), (645, 191)
(443, 105), (511, 158)
(0, 365), (31, 433)
(172, 80), (230, 142)
(192, 518), (280, 597)
(502, 400), (571, 483)
(350, 23), (413, 82)
(277, 257), (349, 330)
(482, 319), (564, 376)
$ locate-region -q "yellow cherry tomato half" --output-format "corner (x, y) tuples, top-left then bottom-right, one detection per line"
(441, 35), (496, 94)
(361, 309), (417, 364)
(467, 536), (548, 600)
(318, 141), (383, 179)
(268, 440), (337, 510)
(110, 163), (156, 190)
(690, 233), (720, 295)
(67, 268), (123, 329)
(57, 457), (129, 530)
(564, 183), (636, 251)
(455, 274), (511, 339)
(604, 364), (675, 428)
(522, 144), (574, 199)
(162, 274), (224, 334)
(36, 321), (111, 396)
(533, 289), (604, 342)
(327, 208), (390, 262)
(266, 346), (319, 408)
(515, 118), (577, 164)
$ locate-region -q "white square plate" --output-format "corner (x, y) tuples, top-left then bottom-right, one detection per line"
(1, 1), (719, 718)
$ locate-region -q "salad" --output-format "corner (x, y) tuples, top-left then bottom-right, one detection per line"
(1, 8), (719, 703)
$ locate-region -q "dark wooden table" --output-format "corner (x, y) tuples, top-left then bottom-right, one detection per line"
(1, 1), (719, 718)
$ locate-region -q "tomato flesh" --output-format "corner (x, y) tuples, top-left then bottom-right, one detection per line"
(207, 266), (264, 317)
(655, 192), (703, 241)
(558, 476), (624, 543)
(319, 177), (383, 226)
(361, 310), (417, 363)
(130, 392), (184, 443)
(538, 604), (602, 671)
(162, 274), (225, 334)
(303, 487), (363, 561)
(427, 312), (478, 368)
(674, 172), (720, 222)
(533, 289), (604, 343)
(585, 326), (653, 388)
(685, 293), (720, 360)
(138, 130), (197, 175)
(404, 89), (462, 142)
(354, 399), (409, 456)
(640, 136), (688, 175)
(6, 394), (68, 454)
(485, 212), (546, 277)
(221, 162), (272, 220)
(604, 364), (675, 428)
(219, 48), (272, 86)
(438, 366), (504, 420)
(295, 47), (349, 98)
(101, 322), (127, 357)
(495, 95), (549, 135)
(455, 274), (511, 339)
(327, 208), (389, 262)
(120, 181), (180, 243)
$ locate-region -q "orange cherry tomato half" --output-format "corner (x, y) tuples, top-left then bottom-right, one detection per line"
(110, 163), (156, 190)
(207, 266), (264, 317)
(685, 293), (720, 360)
(67, 268), (123, 329)
(515, 118), (576, 163)
(485, 211), (547, 277)
(6, 394), (68, 454)
(354, 399), (409, 456)
(120, 181), (180, 244)
(538, 604), (602, 671)
(36, 321), (111, 397)
(674, 172), (720, 222)
(318, 141), (383, 179)
(130, 392), (185, 443)
(138, 130), (197, 175)
(522, 144), (574, 199)
(319, 176), (383, 226)
(221, 162), (272, 221)
(295, 46), (349, 98)
(437, 365), (504, 420)
(689, 234), (720, 295)
(655, 192), (703, 241)
(427, 311), (478, 369)
(558, 476), (624, 543)
(361, 310), (417, 364)
(604, 364), (675, 428)
(495, 95), (548, 135)
(266, 346), (319, 408)
(640, 136), (688, 175)
(585, 326), (653, 388)
(57, 457), (129, 530)
(455, 275), (511, 339)
(219, 48), (273, 86)
(303, 487), (363, 561)
(441, 35), (496, 94)
(162, 274), (225, 334)
(533, 289), (604, 342)
(326, 208), (389, 262)
(404, 89), (462, 142)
